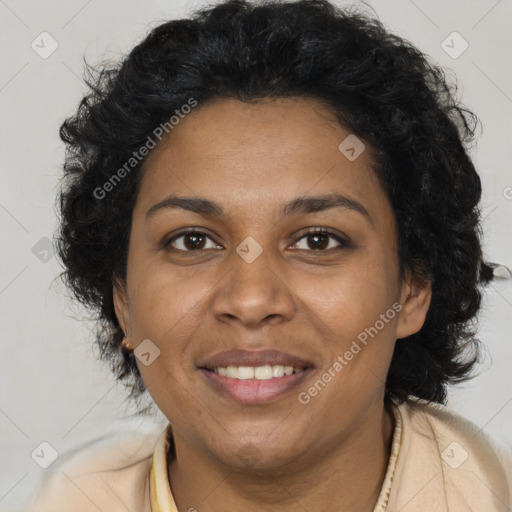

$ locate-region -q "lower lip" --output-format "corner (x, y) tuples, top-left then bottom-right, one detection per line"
(198, 368), (314, 404)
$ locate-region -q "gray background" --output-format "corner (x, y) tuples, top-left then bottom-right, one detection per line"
(1, 0), (511, 510)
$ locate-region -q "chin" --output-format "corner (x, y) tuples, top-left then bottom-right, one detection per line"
(211, 439), (304, 473)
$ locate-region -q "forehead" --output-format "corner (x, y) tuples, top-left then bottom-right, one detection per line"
(144, 96), (354, 168)
(135, 97), (390, 224)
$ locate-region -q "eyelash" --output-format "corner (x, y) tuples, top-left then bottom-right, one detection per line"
(163, 227), (350, 254)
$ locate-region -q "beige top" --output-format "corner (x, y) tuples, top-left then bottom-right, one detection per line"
(25, 399), (512, 511)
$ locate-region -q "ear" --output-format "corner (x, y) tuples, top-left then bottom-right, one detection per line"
(395, 270), (432, 340)
(113, 277), (131, 338)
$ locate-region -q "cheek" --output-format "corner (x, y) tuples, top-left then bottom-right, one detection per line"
(128, 262), (207, 336)
(137, 355), (200, 425)
(313, 262), (399, 373)
(126, 264), (213, 383)
(129, 275), (200, 394)
(315, 258), (398, 328)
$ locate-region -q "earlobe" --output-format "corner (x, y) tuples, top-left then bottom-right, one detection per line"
(113, 278), (130, 337)
(395, 275), (432, 340)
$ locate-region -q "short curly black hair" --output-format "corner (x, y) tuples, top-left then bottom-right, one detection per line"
(56, 0), (495, 408)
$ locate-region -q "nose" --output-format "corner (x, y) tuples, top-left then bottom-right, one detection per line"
(211, 243), (296, 328)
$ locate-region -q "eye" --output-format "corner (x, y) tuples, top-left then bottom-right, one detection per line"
(290, 227), (350, 252)
(163, 229), (222, 252)
(163, 227), (349, 253)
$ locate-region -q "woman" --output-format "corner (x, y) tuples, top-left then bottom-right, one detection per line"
(26, 0), (512, 511)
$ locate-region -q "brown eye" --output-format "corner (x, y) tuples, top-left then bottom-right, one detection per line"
(164, 230), (221, 252)
(291, 228), (349, 252)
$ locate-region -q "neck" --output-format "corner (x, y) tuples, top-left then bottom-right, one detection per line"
(167, 401), (395, 512)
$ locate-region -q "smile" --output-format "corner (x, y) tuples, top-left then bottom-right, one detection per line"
(210, 364), (305, 379)
(199, 366), (314, 404)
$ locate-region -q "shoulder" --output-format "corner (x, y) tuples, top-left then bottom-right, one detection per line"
(400, 398), (512, 472)
(24, 416), (167, 512)
(388, 397), (512, 511)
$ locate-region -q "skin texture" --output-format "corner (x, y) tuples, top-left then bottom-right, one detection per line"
(113, 96), (432, 512)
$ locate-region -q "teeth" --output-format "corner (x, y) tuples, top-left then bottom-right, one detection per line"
(210, 365), (304, 379)
(285, 366), (294, 376)
(238, 366), (255, 380)
(272, 365), (285, 378)
(254, 365), (273, 379)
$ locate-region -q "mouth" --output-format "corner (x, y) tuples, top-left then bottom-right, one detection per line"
(196, 348), (316, 404)
(198, 364), (315, 404)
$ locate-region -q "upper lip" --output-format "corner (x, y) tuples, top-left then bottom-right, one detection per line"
(198, 349), (314, 370)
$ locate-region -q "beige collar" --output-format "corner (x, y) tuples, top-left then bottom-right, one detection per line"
(149, 402), (403, 511)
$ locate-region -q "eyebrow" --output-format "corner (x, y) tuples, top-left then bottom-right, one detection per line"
(146, 193), (373, 225)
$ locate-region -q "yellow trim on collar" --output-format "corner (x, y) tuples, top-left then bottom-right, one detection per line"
(150, 424), (178, 511)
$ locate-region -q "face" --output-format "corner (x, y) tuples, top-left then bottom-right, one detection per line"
(114, 96), (431, 471)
